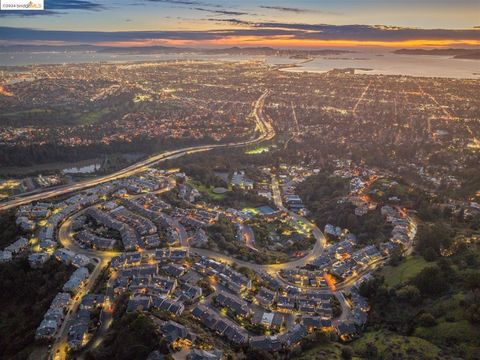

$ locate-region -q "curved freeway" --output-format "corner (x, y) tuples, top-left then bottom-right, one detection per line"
(16, 89), (348, 359)
(0, 90), (274, 213)
(45, 90), (273, 359)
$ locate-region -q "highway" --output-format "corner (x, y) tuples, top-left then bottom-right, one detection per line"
(34, 88), (357, 358)
(45, 90), (273, 360)
(0, 90), (274, 213)
(3, 84), (413, 357)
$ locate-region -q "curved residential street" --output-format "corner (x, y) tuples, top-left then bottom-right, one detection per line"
(5, 89), (355, 360)
(44, 90), (273, 359)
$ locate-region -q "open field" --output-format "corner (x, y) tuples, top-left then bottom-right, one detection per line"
(76, 108), (112, 125)
(380, 256), (429, 287)
(188, 179), (229, 201)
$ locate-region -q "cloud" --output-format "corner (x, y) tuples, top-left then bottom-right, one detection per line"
(146, 0), (219, 7)
(207, 20), (480, 41)
(192, 7), (249, 16)
(208, 18), (253, 26)
(259, 5), (339, 15)
(259, 6), (310, 13)
(0, 27), (222, 42)
(147, 0), (200, 5)
(144, 0), (252, 17)
(0, 23), (478, 45)
(0, 10), (64, 17)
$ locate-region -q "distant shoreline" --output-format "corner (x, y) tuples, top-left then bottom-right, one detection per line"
(1, 50), (478, 79)
(394, 48), (480, 60)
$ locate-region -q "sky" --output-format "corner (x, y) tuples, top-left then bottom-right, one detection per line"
(0, 0), (479, 48)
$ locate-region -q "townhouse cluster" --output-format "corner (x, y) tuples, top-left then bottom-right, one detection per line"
(0, 236), (28, 263)
(172, 207), (220, 230)
(281, 230), (382, 287)
(80, 207), (146, 251)
(14, 182), (118, 261)
(275, 163), (321, 214)
(70, 175), (219, 253)
(110, 251), (191, 317)
(192, 304), (249, 345)
(105, 249), (337, 353)
(36, 292), (72, 341)
(60, 174), (173, 251)
(380, 205), (415, 249)
(192, 259), (335, 350)
(67, 294), (106, 351)
(35, 251), (95, 342)
(193, 258), (252, 294)
(121, 193), (184, 247)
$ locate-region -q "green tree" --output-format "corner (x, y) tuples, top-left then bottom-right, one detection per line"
(461, 269), (480, 290)
(465, 303), (480, 324)
(413, 266), (446, 296)
(415, 223), (453, 256)
(422, 247), (438, 262)
(396, 285), (422, 306)
(341, 346), (353, 360)
(418, 313), (437, 327)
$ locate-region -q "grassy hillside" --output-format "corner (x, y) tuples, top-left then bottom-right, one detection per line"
(360, 242), (480, 360)
(351, 331), (441, 360)
(380, 256), (428, 287)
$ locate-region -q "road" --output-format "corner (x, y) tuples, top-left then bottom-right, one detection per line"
(32, 87), (370, 356)
(49, 147), (396, 359)
(270, 174), (355, 321)
(335, 291), (353, 322)
(78, 273), (116, 360)
(44, 90), (273, 360)
(51, 215), (113, 360)
(53, 210), (117, 360)
(0, 90), (274, 213)
(49, 180), (178, 359)
(50, 256), (110, 360)
(271, 174), (285, 211)
(172, 218), (189, 247)
(284, 101), (300, 150)
(352, 80), (372, 115)
(270, 174), (327, 268)
(186, 175), (329, 275)
(6, 84), (413, 355)
(50, 170), (353, 359)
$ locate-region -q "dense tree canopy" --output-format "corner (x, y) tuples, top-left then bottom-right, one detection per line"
(0, 259), (73, 360)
